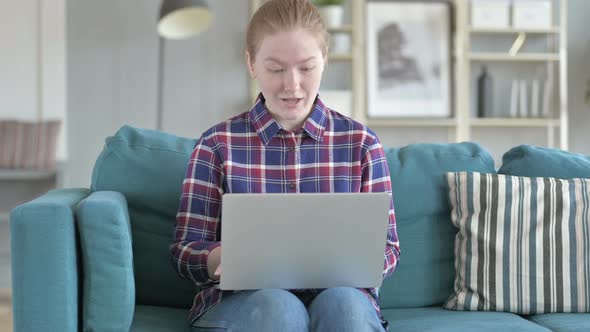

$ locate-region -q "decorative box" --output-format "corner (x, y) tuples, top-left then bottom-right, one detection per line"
(512, 0), (552, 29)
(471, 0), (511, 29)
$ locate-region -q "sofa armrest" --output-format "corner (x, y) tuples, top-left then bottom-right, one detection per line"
(75, 191), (135, 331)
(10, 188), (90, 332)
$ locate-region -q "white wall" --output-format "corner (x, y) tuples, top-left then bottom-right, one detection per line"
(159, 3), (250, 137)
(0, 0), (67, 161)
(41, 0), (67, 161)
(65, 0), (249, 188)
(567, 0), (590, 155)
(65, 0), (161, 187)
(0, 0), (38, 121)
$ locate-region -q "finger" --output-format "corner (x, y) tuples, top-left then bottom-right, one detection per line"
(214, 265), (222, 277)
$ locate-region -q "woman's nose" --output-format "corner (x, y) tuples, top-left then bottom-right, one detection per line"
(283, 69), (300, 91)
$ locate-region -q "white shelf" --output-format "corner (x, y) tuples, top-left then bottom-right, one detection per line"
(367, 118), (457, 127)
(0, 169), (57, 181)
(327, 25), (353, 34)
(328, 53), (353, 61)
(470, 118), (560, 127)
(468, 52), (560, 62)
(454, 0), (568, 149)
(469, 27), (560, 34)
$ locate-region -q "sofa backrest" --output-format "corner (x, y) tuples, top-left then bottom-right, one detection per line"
(91, 125), (197, 308)
(499, 144), (590, 178)
(378, 142), (496, 309)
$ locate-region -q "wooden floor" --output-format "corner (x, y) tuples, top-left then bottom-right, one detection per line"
(1, 215), (12, 331)
(0, 288), (12, 332)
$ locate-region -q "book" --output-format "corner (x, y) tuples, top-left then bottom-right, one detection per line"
(519, 79), (528, 118)
(0, 119), (61, 170)
(530, 79), (540, 118)
(11, 121), (25, 169)
(509, 79), (519, 118)
(42, 120), (61, 170)
(542, 70), (554, 118)
(0, 121), (10, 168)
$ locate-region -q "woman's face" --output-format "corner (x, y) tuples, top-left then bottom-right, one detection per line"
(247, 28), (326, 131)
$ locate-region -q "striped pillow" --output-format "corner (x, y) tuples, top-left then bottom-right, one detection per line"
(444, 172), (590, 314)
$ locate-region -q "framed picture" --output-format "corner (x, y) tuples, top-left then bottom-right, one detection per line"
(366, 1), (452, 118)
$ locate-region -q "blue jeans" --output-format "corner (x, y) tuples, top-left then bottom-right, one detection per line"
(191, 287), (385, 332)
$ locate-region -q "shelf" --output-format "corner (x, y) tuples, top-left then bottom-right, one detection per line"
(328, 53), (353, 61)
(470, 118), (560, 127)
(367, 118), (457, 127)
(327, 25), (353, 34)
(469, 27), (560, 34)
(468, 53), (560, 62)
(0, 168), (57, 181)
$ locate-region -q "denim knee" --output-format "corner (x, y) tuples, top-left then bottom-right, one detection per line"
(244, 289), (309, 331)
(192, 289), (309, 332)
(309, 287), (384, 332)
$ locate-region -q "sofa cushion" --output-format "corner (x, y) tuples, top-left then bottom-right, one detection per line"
(131, 305), (190, 332)
(379, 143), (496, 309)
(499, 145), (590, 178)
(381, 307), (551, 331)
(445, 172), (590, 314)
(91, 125), (197, 307)
(76, 191), (135, 331)
(10, 188), (90, 332)
(528, 313), (590, 332)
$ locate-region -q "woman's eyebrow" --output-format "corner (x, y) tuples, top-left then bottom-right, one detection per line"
(263, 56), (317, 65)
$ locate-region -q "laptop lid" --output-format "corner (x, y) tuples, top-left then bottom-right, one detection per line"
(219, 192), (390, 290)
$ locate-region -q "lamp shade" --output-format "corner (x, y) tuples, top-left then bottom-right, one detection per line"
(158, 0), (212, 40)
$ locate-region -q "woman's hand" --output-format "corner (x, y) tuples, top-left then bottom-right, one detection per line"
(207, 246), (222, 280)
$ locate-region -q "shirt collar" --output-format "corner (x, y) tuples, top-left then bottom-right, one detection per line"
(248, 93), (327, 145)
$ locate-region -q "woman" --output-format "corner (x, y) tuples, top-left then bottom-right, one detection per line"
(170, 0), (399, 331)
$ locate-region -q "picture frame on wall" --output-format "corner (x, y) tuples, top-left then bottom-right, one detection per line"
(365, 1), (452, 118)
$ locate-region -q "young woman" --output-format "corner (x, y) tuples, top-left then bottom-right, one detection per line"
(170, 1), (400, 331)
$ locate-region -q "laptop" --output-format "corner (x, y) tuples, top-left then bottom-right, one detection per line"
(219, 192), (390, 290)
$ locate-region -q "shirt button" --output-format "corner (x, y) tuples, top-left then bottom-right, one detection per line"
(289, 183), (296, 190)
(289, 146), (295, 152)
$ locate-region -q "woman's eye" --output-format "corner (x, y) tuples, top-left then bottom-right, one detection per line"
(270, 68), (283, 73)
(300, 67), (314, 72)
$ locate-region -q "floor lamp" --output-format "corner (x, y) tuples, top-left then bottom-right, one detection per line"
(156, 0), (212, 130)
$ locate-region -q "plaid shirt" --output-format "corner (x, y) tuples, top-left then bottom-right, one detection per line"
(170, 95), (400, 326)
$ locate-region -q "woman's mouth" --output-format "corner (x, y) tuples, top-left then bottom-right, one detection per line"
(281, 98), (302, 108)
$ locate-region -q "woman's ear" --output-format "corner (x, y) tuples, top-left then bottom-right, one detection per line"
(246, 51), (256, 79)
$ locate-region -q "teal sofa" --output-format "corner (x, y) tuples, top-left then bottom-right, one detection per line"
(9, 125), (590, 331)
